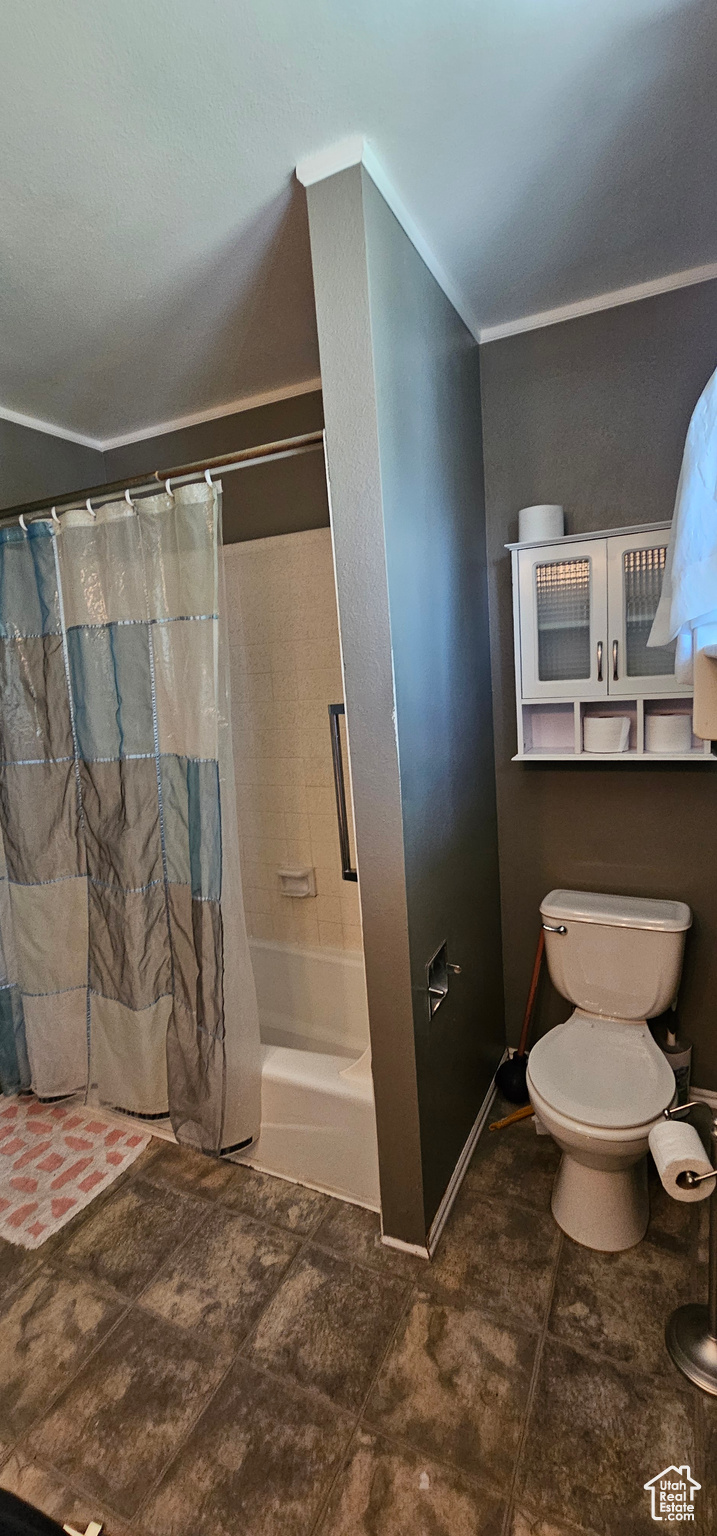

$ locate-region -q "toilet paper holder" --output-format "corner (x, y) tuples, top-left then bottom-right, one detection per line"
(661, 1101), (717, 1189)
(660, 1101), (717, 1394)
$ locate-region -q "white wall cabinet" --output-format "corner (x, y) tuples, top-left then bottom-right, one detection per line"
(509, 522), (713, 762)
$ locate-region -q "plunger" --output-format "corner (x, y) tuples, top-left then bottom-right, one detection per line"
(495, 928), (545, 1105)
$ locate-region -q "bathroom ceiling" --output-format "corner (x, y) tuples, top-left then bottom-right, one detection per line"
(1, 0), (716, 444)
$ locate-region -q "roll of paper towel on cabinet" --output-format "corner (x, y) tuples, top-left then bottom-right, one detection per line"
(518, 504), (564, 542)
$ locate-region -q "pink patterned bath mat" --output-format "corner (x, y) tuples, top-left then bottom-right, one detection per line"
(0, 1098), (151, 1248)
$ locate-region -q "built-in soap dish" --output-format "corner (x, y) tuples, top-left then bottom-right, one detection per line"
(277, 867), (316, 898)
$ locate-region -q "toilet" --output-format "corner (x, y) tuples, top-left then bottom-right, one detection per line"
(527, 889), (692, 1252)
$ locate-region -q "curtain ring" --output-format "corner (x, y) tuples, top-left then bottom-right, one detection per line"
(204, 468), (213, 486)
(124, 489), (134, 508)
(51, 506), (60, 527)
(86, 497), (97, 521)
(18, 513), (27, 532)
(165, 478), (174, 499)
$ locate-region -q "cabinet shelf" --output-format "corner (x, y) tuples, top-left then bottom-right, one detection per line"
(515, 698), (713, 762)
(509, 523), (715, 765)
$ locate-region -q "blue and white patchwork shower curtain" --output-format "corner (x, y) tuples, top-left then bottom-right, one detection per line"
(0, 481), (260, 1153)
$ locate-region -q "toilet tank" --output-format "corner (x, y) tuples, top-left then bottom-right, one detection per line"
(540, 890), (692, 1021)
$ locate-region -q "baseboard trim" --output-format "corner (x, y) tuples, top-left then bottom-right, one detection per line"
(425, 1057), (505, 1258)
(380, 1232), (430, 1260)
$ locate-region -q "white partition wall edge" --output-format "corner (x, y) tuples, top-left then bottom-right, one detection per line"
(304, 163), (426, 1246)
(302, 155), (504, 1247)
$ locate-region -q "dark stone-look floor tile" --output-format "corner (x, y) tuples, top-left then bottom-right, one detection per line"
(245, 1244), (408, 1412)
(27, 1306), (226, 1519)
(549, 1233), (692, 1378)
(509, 1510), (592, 1536)
(644, 1167), (697, 1257)
(139, 1204), (299, 1347)
(0, 1238), (41, 1301)
(0, 1447), (133, 1534)
(365, 1290), (536, 1485)
(699, 1395), (717, 1535)
(315, 1427), (505, 1536)
(465, 1110), (561, 1215)
(141, 1357), (352, 1536)
(0, 1269), (125, 1439)
(515, 1338), (697, 1536)
(143, 1140), (241, 1200)
(313, 1200), (428, 1280)
(48, 1178), (208, 1299)
(218, 1162), (332, 1235)
(426, 1193), (559, 1331)
(696, 1196), (711, 1267)
(692, 1199), (711, 1303)
(35, 1136), (163, 1261)
(146, 1142), (332, 1234)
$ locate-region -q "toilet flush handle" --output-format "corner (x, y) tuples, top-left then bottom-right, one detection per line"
(542, 922), (567, 934)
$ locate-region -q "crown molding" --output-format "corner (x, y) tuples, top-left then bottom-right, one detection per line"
(99, 376), (323, 452)
(478, 260), (717, 344)
(297, 138), (481, 342)
(3, 249), (716, 455)
(298, 140), (717, 347)
(0, 402), (99, 451)
(296, 135), (365, 188)
(0, 377), (323, 455)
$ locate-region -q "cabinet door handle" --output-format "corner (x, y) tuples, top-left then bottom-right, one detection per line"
(597, 640), (603, 682)
(612, 640), (619, 681)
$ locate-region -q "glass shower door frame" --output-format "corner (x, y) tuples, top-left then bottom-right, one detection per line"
(518, 538), (608, 700)
(606, 530), (691, 697)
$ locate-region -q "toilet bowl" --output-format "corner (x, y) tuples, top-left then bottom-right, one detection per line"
(528, 890), (691, 1251)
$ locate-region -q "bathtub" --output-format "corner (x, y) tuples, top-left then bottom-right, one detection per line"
(235, 938), (381, 1210)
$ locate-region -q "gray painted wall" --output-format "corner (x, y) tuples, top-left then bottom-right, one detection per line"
(0, 394), (328, 543)
(480, 279), (717, 1088)
(104, 391), (328, 543)
(362, 174), (504, 1227)
(0, 418), (104, 511)
(307, 164), (504, 1241)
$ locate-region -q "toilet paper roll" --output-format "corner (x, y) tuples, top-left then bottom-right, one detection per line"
(518, 504), (564, 542)
(648, 1118), (716, 1202)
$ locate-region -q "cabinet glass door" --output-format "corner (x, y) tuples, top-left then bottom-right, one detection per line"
(607, 532), (687, 695)
(518, 540), (607, 699)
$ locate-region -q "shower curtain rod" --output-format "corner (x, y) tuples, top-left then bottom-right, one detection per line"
(0, 430), (325, 526)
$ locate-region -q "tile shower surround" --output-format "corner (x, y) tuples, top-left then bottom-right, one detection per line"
(223, 530), (362, 952)
(0, 1102), (713, 1535)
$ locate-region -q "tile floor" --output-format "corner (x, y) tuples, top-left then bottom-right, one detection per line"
(0, 1101), (714, 1536)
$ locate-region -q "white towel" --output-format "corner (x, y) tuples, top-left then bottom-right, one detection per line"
(674, 628), (694, 686)
(650, 365), (717, 649)
(649, 366), (717, 736)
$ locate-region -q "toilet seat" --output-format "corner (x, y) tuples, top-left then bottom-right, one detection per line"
(527, 1011), (675, 1129)
(527, 1076), (660, 1146)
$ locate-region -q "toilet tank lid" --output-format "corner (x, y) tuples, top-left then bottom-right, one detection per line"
(540, 889), (692, 933)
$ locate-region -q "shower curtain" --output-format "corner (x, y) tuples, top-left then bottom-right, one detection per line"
(0, 481), (260, 1154)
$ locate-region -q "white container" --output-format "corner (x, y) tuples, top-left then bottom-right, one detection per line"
(583, 715), (630, 753)
(645, 713), (693, 754)
(518, 504), (564, 542)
